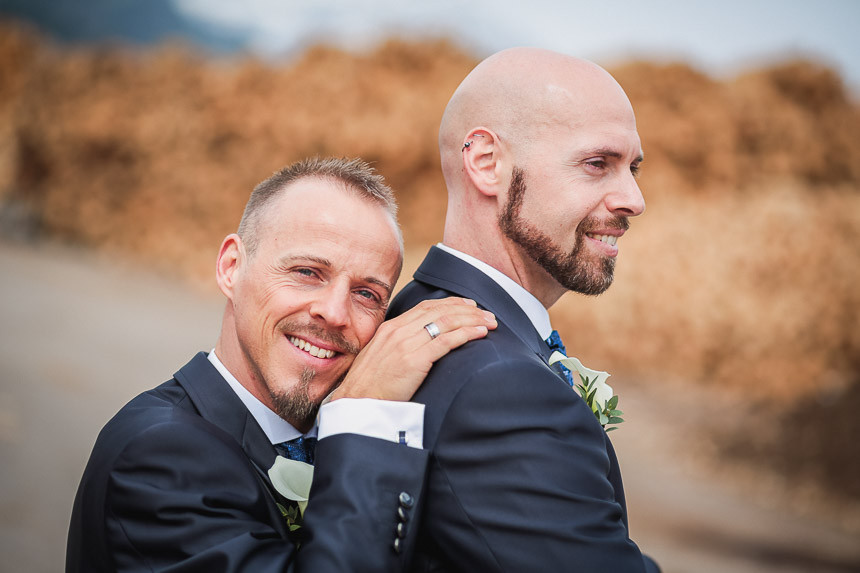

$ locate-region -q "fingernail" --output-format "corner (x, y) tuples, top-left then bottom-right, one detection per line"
(483, 311), (495, 323)
(462, 298), (477, 305)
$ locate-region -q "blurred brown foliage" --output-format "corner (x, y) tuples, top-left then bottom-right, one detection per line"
(0, 21), (474, 276)
(1, 20), (859, 496)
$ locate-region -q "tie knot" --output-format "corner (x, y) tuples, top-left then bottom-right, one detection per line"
(545, 330), (574, 388)
(274, 436), (317, 465)
(545, 330), (567, 356)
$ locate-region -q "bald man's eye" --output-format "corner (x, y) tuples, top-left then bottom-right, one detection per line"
(630, 163), (641, 177)
(584, 159), (607, 171)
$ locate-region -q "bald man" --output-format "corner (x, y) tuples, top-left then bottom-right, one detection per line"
(388, 49), (659, 571)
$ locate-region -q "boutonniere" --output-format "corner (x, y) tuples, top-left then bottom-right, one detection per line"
(549, 352), (624, 432)
(268, 456), (314, 532)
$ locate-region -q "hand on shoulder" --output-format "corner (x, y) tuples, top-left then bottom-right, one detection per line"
(332, 297), (496, 402)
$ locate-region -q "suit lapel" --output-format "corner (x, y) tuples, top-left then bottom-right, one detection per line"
(172, 353), (288, 534)
(173, 353), (277, 469)
(413, 246), (555, 364)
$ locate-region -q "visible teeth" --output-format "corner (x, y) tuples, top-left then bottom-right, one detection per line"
(289, 336), (335, 359)
(588, 233), (618, 246)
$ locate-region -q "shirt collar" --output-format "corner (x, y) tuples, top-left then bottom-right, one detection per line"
(207, 350), (317, 444)
(435, 243), (553, 340)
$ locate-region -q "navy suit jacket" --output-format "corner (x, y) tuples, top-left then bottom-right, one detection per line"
(388, 247), (658, 572)
(66, 352), (429, 572)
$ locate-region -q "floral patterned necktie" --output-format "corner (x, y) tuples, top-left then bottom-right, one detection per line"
(274, 436), (317, 465)
(545, 330), (574, 387)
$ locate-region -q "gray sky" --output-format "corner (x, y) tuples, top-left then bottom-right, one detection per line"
(173, 0), (860, 92)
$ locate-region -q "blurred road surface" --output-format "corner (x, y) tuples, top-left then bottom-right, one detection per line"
(1, 240), (858, 572)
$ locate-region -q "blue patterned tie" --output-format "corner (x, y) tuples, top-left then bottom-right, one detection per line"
(274, 436), (317, 465)
(545, 330), (574, 387)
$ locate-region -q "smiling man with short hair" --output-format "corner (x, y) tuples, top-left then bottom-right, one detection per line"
(66, 157), (496, 572)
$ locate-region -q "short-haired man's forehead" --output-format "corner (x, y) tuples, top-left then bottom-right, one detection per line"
(279, 175), (394, 213)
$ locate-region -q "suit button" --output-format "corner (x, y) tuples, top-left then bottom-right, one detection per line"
(393, 538), (402, 554)
(398, 492), (414, 508)
(397, 506), (409, 522)
(396, 522), (407, 538)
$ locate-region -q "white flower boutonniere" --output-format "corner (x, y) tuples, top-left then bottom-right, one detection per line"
(549, 351), (625, 432)
(268, 456), (314, 532)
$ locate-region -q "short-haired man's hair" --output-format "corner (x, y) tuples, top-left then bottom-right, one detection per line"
(237, 157), (401, 256)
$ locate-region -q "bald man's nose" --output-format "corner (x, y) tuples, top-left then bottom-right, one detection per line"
(606, 176), (645, 217)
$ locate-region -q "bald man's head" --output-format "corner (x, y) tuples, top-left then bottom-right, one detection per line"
(439, 48), (634, 179)
(439, 48), (645, 307)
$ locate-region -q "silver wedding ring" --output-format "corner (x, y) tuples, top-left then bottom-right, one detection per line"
(424, 321), (441, 340)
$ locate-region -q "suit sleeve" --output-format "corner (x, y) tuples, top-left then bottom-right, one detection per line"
(103, 415), (429, 572)
(423, 359), (656, 573)
(298, 434), (430, 572)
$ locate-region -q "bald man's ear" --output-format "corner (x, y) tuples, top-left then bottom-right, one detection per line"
(216, 233), (244, 300)
(462, 128), (507, 198)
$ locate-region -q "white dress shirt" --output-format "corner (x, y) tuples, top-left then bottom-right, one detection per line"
(208, 350), (424, 448)
(435, 243), (553, 340)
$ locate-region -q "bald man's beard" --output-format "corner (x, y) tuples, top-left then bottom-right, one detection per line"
(269, 368), (322, 430)
(498, 167), (624, 296)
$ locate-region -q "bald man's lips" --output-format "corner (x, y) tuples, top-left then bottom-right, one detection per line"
(585, 231), (622, 256)
(586, 233), (618, 247)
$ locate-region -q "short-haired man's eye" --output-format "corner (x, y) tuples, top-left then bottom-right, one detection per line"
(355, 289), (380, 303)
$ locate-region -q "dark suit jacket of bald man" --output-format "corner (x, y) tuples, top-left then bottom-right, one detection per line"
(387, 246), (659, 572)
(66, 352), (429, 572)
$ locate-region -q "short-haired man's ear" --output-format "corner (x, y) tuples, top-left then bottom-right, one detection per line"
(462, 128), (507, 198)
(215, 234), (244, 299)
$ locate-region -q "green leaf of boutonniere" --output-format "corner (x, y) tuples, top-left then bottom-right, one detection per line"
(549, 351), (624, 432)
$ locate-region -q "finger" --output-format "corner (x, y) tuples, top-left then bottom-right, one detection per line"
(416, 325), (491, 364)
(387, 297), (479, 328)
(422, 309), (496, 337)
(394, 308), (494, 355)
(368, 298), (492, 357)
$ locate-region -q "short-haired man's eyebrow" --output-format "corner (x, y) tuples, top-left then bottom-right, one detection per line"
(365, 276), (393, 296)
(278, 254), (332, 268)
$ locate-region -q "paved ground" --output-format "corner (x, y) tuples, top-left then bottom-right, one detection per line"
(1, 239), (858, 572)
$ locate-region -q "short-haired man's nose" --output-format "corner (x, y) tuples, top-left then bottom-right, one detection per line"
(309, 287), (351, 329)
(606, 177), (645, 217)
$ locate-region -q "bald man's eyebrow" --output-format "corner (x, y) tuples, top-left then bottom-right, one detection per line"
(581, 148), (644, 162)
(588, 148), (623, 158)
(566, 149), (645, 170)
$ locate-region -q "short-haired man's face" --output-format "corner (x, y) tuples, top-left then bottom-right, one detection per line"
(229, 178), (402, 428)
(499, 93), (645, 296)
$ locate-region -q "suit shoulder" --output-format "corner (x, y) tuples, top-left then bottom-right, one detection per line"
(416, 326), (587, 442)
(421, 321), (556, 394)
(387, 280), (448, 318)
(89, 382), (242, 478)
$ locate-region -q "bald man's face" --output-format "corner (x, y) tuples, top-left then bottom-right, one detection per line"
(499, 89), (645, 295)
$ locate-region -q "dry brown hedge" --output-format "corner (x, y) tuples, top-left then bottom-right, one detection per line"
(1, 20), (858, 415)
